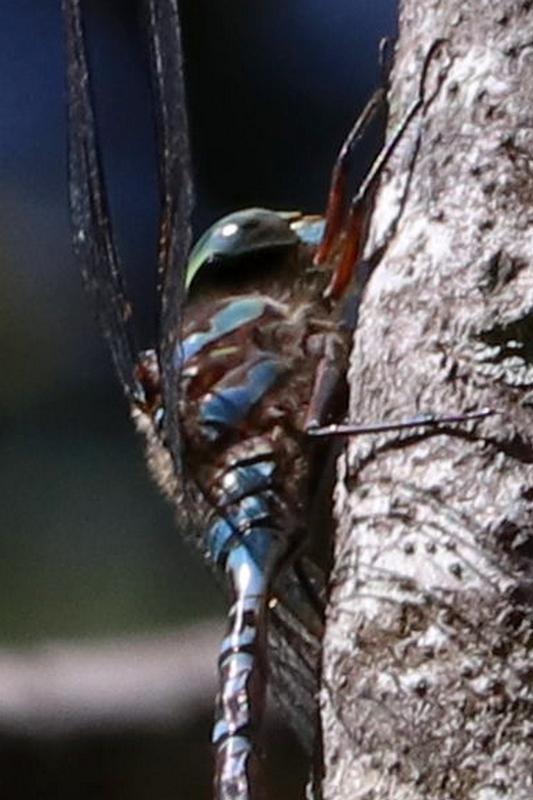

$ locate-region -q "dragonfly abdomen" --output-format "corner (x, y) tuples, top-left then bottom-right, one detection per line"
(209, 507), (285, 800)
(207, 439), (310, 800)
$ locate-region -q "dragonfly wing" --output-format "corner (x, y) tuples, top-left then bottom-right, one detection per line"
(144, 0), (194, 473)
(269, 596), (322, 753)
(63, 0), (139, 399)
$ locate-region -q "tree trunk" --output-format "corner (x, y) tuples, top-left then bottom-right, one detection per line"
(321, 1), (533, 798)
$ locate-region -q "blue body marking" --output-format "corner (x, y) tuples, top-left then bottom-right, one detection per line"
(200, 358), (285, 439)
(291, 217), (325, 247)
(207, 511), (277, 572)
(181, 297), (267, 363)
(207, 517), (237, 564)
(221, 461), (276, 502)
(179, 209), (326, 799)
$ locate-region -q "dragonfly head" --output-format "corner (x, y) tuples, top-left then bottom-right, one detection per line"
(185, 208), (304, 293)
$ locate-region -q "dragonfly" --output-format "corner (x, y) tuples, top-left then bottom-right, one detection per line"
(63, 4), (489, 798)
(63, 3), (330, 795)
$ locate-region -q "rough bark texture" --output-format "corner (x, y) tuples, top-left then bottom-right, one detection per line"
(321, 1), (533, 798)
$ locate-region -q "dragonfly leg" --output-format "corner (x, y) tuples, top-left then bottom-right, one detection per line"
(314, 88), (387, 276)
(304, 326), (495, 438)
(308, 408), (496, 439)
(305, 332), (347, 432)
(320, 39), (449, 301)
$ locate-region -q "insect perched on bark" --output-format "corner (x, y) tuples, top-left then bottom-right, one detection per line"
(63, 4), (490, 798)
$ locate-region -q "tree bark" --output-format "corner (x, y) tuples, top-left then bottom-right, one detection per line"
(321, 1), (533, 798)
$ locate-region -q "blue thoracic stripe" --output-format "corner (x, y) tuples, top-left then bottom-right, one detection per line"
(291, 217), (325, 247)
(225, 528), (276, 582)
(180, 297), (267, 363)
(200, 358), (285, 440)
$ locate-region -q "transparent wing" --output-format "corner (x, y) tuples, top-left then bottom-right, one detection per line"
(63, 0), (139, 399)
(269, 561), (324, 753)
(144, 0), (194, 473)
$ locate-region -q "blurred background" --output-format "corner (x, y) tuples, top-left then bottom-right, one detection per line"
(0, 0), (396, 797)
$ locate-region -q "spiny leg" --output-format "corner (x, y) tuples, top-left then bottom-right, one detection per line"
(309, 35), (393, 279)
(304, 320), (495, 437)
(305, 42), (452, 435)
(304, 328), (349, 432)
(314, 87), (387, 276)
(317, 39), (449, 301)
(308, 408), (496, 439)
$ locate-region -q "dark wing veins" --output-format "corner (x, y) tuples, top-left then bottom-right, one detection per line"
(63, 0), (139, 399)
(144, 0), (194, 476)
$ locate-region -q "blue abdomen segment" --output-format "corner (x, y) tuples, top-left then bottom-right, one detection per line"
(200, 357), (286, 441)
(207, 456), (277, 565)
(211, 510), (284, 800)
(206, 491), (278, 572)
(221, 460), (276, 503)
(207, 518), (279, 575)
(207, 448), (286, 798)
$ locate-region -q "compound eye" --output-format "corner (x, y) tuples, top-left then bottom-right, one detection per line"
(185, 207), (300, 291)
